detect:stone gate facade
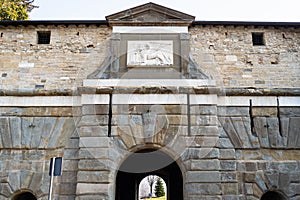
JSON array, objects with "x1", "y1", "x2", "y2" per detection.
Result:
[{"x1": 0, "y1": 2, "x2": 299, "y2": 200}]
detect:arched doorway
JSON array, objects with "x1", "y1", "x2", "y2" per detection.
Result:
[
  {"x1": 115, "y1": 149, "x2": 183, "y2": 200},
  {"x1": 12, "y1": 191, "x2": 37, "y2": 200},
  {"x1": 261, "y1": 191, "x2": 288, "y2": 200},
  {"x1": 139, "y1": 175, "x2": 167, "y2": 199}
]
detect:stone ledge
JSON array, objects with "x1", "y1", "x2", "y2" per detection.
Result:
[{"x1": 0, "y1": 87, "x2": 300, "y2": 96}]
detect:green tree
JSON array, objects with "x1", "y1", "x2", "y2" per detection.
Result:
[
  {"x1": 154, "y1": 178, "x2": 165, "y2": 197},
  {"x1": 0, "y1": 0, "x2": 38, "y2": 20}
]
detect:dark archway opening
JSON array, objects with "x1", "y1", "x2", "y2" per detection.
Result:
[
  {"x1": 115, "y1": 149, "x2": 183, "y2": 200},
  {"x1": 13, "y1": 192, "x2": 37, "y2": 200},
  {"x1": 261, "y1": 191, "x2": 288, "y2": 200}
]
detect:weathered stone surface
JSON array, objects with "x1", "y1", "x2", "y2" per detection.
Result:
[
  {"x1": 190, "y1": 106, "x2": 217, "y2": 115},
  {"x1": 10, "y1": 117, "x2": 21, "y2": 148},
  {"x1": 184, "y1": 148, "x2": 219, "y2": 160},
  {"x1": 218, "y1": 138, "x2": 234, "y2": 149},
  {"x1": 0, "y1": 118, "x2": 12, "y2": 148},
  {"x1": 75, "y1": 194, "x2": 109, "y2": 200},
  {"x1": 82, "y1": 105, "x2": 109, "y2": 115},
  {"x1": 221, "y1": 172, "x2": 237, "y2": 182},
  {"x1": 220, "y1": 160, "x2": 236, "y2": 171},
  {"x1": 76, "y1": 183, "x2": 109, "y2": 194},
  {"x1": 219, "y1": 117, "x2": 242, "y2": 148},
  {"x1": 222, "y1": 183, "x2": 238, "y2": 195},
  {"x1": 253, "y1": 117, "x2": 269, "y2": 148},
  {"x1": 252, "y1": 107, "x2": 277, "y2": 117},
  {"x1": 79, "y1": 137, "x2": 110, "y2": 148},
  {"x1": 191, "y1": 160, "x2": 220, "y2": 170},
  {"x1": 288, "y1": 117, "x2": 300, "y2": 148},
  {"x1": 59, "y1": 183, "x2": 77, "y2": 195},
  {"x1": 78, "y1": 160, "x2": 113, "y2": 171},
  {"x1": 186, "y1": 171, "x2": 220, "y2": 183},
  {"x1": 79, "y1": 126, "x2": 109, "y2": 137},
  {"x1": 79, "y1": 115, "x2": 108, "y2": 126},
  {"x1": 219, "y1": 149, "x2": 236, "y2": 159},
  {"x1": 77, "y1": 171, "x2": 111, "y2": 183},
  {"x1": 218, "y1": 107, "x2": 249, "y2": 117},
  {"x1": 191, "y1": 115, "x2": 218, "y2": 126},
  {"x1": 78, "y1": 148, "x2": 108, "y2": 159},
  {"x1": 185, "y1": 183, "x2": 221, "y2": 195},
  {"x1": 190, "y1": 126, "x2": 218, "y2": 136}
]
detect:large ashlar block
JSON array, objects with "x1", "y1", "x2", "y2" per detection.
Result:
[
  {"x1": 190, "y1": 160, "x2": 220, "y2": 170},
  {"x1": 186, "y1": 171, "x2": 221, "y2": 183},
  {"x1": 76, "y1": 183, "x2": 109, "y2": 194},
  {"x1": 185, "y1": 183, "x2": 222, "y2": 195},
  {"x1": 79, "y1": 137, "x2": 110, "y2": 148}
]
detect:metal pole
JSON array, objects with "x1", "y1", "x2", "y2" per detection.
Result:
[{"x1": 48, "y1": 158, "x2": 55, "y2": 200}]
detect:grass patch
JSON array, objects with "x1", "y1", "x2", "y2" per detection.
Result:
[{"x1": 143, "y1": 197, "x2": 166, "y2": 200}]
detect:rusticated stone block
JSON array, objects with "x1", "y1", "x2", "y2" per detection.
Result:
[
  {"x1": 186, "y1": 171, "x2": 220, "y2": 183},
  {"x1": 288, "y1": 117, "x2": 300, "y2": 148},
  {"x1": 78, "y1": 160, "x2": 114, "y2": 171},
  {"x1": 252, "y1": 107, "x2": 277, "y2": 117},
  {"x1": 58, "y1": 183, "x2": 77, "y2": 195},
  {"x1": 77, "y1": 171, "x2": 111, "y2": 183},
  {"x1": 79, "y1": 137, "x2": 110, "y2": 148},
  {"x1": 218, "y1": 107, "x2": 249, "y2": 117},
  {"x1": 185, "y1": 148, "x2": 219, "y2": 160},
  {"x1": 79, "y1": 115, "x2": 108, "y2": 126},
  {"x1": 191, "y1": 115, "x2": 218, "y2": 126},
  {"x1": 0, "y1": 118, "x2": 12, "y2": 148},
  {"x1": 75, "y1": 194, "x2": 109, "y2": 200},
  {"x1": 222, "y1": 183, "x2": 238, "y2": 195},
  {"x1": 78, "y1": 148, "x2": 108, "y2": 159},
  {"x1": 190, "y1": 126, "x2": 218, "y2": 136},
  {"x1": 76, "y1": 183, "x2": 109, "y2": 194},
  {"x1": 0, "y1": 183, "x2": 12, "y2": 197},
  {"x1": 220, "y1": 160, "x2": 236, "y2": 171},
  {"x1": 61, "y1": 172, "x2": 77, "y2": 183},
  {"x1": 219, "y1": 149, "x2": 236, "y2": 159},
  {"x1": 221, "y1": 172, "x2": 237, "y2": 182},
  {"x1": 191, "y1": 160, "x2": 220, "y2": 170},
  {"x1": 193, "y1": 136, "x2": 218, "y2": 147},
  {"x1": 82, "y1": 105, "x2": 109, "y2": 115},
  {"x1": 185, "y1": 183, "x2": 222, "y2": 195},
  {"x1": 190, "y1": 106, "x2": 217, "y2": 115},
  {"x1": 79, "y1": 126, "x2": 108, "y2": 137}
]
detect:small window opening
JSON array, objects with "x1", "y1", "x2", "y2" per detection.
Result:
[
  {"x1": 13, "y1": 191, "x2": 37, "y2": 200},
  {"x1": 37, "y1": 31, "x2": 51, "y2": 44},
  {"x1": 252, "y1": 32, "x2": 265, "y2": 46},
  {"x1": 0, "y1": 33, "x2": 3, "y2": 37}
]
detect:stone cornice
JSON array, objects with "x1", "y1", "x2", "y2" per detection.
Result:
[{"x1": 0, "y1": 88, "x2": 300, "y2": 96}]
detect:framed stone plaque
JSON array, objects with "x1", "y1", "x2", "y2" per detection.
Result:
[{"x1": 127, "y1": 40, "x2": 173, "y2": 67}]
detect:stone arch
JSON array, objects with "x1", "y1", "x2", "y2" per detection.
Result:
[
  {"x1": 12, "y1": 190, "x2": 37, "y2": 200},
  {"x1": 115, "y1": 148, "x2": 184, "y2": 200},
  {"x1": 261, "y1": 190, "x2": 288, "y2": 200}
]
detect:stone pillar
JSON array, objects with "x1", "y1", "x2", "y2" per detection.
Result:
[
  {"x1": 180, "y1": 33, "x2": 190, "y2": 78},
  {"x1": 76, "y1": 97, "x2": 114, "y2": 200}
]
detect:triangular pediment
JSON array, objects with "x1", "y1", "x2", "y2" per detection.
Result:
[{"x1": 106, "y1": 2, "x2": 195, "y2": 26}]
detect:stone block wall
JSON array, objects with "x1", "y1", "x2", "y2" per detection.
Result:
[
  {"x1": 190, "y1": 25, "x2": 300, "y2": 87},
  {"x1": 0, "y1": 24, "x2": 299, "y2": 89},
  {"x1": 0, "y1": 25, "x2": 110, "y2": 90},
  {"x1": 0, "y1": 105, "x2": 78, "y2": 199}
]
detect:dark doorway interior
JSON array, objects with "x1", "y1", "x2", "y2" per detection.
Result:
[
  {"x1": 261, "y1": 191, "x2": 287, "y2": 200},
  {"x1": 115, "y1": 149, "x2": 183, "y2": 200},
  {"x1": 13, "y1": 192, "x2": 37, "y2": 200}
]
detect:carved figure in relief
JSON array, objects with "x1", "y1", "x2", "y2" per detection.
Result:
[{"x1": 127, "y1": 41, "x2": 173, "y2": 66}]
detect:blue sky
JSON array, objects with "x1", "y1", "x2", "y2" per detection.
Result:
[{"x1": 29, "y1": 0, "x2": 300, "y2": 22}]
